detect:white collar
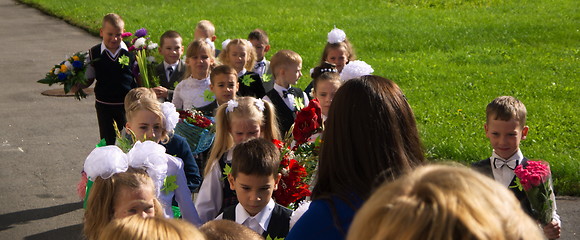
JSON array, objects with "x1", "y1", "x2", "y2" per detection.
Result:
[
  {"x1": 238, "y1": 68, "x2": 247, "y2": 77},
  {"x1": 163, "y1": 60, "x2": 179, "y2": 70},
  {"x1": 273, "y1": 83, "x2": 292, "y2": 97},
  {"x1": 226, "y1": 148, "x2": 234, "y2": 163},
  {"x1": 234, "y1": 198, "x2": 275, "y2": 233},
  {"x1": 99, "y1": 41, "x2": 128, "y2": 56},
  {"x1": 490, "y1": 149, "x2": 523, "y2": 163}
]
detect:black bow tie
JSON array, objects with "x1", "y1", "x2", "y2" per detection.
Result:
[
  {"x1": 282, "y1": 88, "x2": 295, "y2": 98},
  {"x1": 254, "y1": 61, "x2": 265, "y2": 69}
]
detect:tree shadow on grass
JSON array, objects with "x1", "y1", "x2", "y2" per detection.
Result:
[{"x1": 0, "y1": 201, "x2": 82, "y2": 231}]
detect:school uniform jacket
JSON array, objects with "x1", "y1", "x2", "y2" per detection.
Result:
[
  {"x1": 471, "y1": 157, "x2": 533, "y2": 216},
  {"x1": 155, "y1": 61, "x2": 186, "y2": 102},
  {"x1": 238, "y1": 71, "x2": 266, "y2": 98},
  {"x1": 265, "y1": 87, "x2": 304, "y2": 137},
  {"x1": 90, "y1": 44, "x2": 136, "y2": 103},
  {"x1": 222, "y1": 203, "x2": 292, "y2": 239}
]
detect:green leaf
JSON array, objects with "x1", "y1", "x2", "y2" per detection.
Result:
[
  {"x1": 173, "y1": 81, "x2": 179, "y2": 89},
  {"x1": 118, "y1": 55, "x2": 130, "y2": 67},
  {"x1": 95, "y1": 138, "x2": 107, "y2": 148},
  {"x1": 222, "y1": 164, "x2": 232, "y2": 180},
  {"x1": 262, "y1": 74, "x2": 272, "y2": 83},
  {"x1": 241, "y1": 74, "x2": 255, "y2": 87},
  {"x1": 203, "y1": 89, "x2": 215, "y2": 102},
  {"x1": 295, "y1": 97, "x2": 304, "y2": 110},
  {"x1": 161, "y1": 175, "x2": 179, "y2": 194}
]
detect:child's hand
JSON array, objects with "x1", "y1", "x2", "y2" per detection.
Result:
[
  {"x1": 153, "y1": 86, "x2": 168, "y2": 98},
  {"x1": 543, "y1": 220, "x2": 561, "y2": 239}
]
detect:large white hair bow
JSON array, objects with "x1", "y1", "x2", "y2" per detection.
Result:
[
  {"x1": 340, "y1": 60, "x2": 374, "y2": 82},
  {"x1": 327, "y1": 27, "x2": 347, "y2": 44},
  {"x1": 160, "y1": 102, "x2": 179, "y2": 131},
  {"x1": 84, "y1": 145, "x2": 128, "y2": 181}
]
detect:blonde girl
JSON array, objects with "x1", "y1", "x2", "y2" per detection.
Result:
[
  {"x1": 195, "y1": 96, "x2": 279, "y2": 223},
  {"x1": 125, "y1": 90, "x2": 202, "y2": 193},
  {"x1": 124, "y1": 97, "x2": 201, "y2": 225},
  {"x1": 99, "y1": 215, "x2": 205, "y2": 240},
  {"x1": 173, "y1": 39, "x2": 216, "y2": 110},
  {"x1": 347, "y1": 165, "x2": 544, "y2": 240},
  {"x1": 83, "y1": 146, "x2": 164, "y2": 240},
  {"x1": 218, "y1": 39, "x2": 266, "y2": 98}
]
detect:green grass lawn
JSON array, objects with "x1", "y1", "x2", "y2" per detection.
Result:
[{"x1": 21, "y1": 0, "x2": 579, "y2": 195}]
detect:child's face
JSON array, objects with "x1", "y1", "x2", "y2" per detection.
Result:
[
  {"x1": 326, "y1": 47, "x2": 348, "y2": 72},
  {"x1": 159, "y1": 37, "x2": 184, "y2": 64},
  {"x1": 313, "y1": 80, "x2": 341, "y2": 116},
  {"x1": 230, "y1": 119, "x2": 261, "y2": 145},
  {"x1": 210, "y1": 73, "x2": 238, "y2": 105},
  {"x1": 228, "y1": 172, "x2": 280, "y2": 216},
  {"x1": 228, "y1": 45, "x2": 248, "y2": 73},
  {"x1": 113, "y1": 184, "x2": 156, "y2": 219},
  {"x1": 186, "y1": 50, "x2": 213, "y2": 78},
  {"x1": 126, "y1": 110, "x2": 163, "y2": 142},
  {"x1": 485, "y1": 118, "x2": 528, "y2": 159},
  {"x1": 249, "y1": 39, "x2": 269, "y2": 61},
  {"x1": 100, "y1": 22, "x2": 124, "y2": 52},
  {"x1": 277, "y1": 62, "x2": 303, "y2": 87}
]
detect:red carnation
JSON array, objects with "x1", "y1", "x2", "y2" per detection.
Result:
[{"x1": 293, "y1": 99, "x2": 323, "y2": 145}]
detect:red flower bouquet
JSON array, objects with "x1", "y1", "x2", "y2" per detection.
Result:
[
  {"x1": 513, "y1": 160, "x2": 554, "y2": 225},
  {"x1": 292, "y1": 99, "x2": 323, "y2": 145},
  {"x1": 174, "y1": 110, "x2": 215, "y2": 155},
  {"x1": 272, "y1": 139, "x2": 311, "y2": 208}
]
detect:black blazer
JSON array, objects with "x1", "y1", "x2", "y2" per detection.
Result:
[
  {"x1": 471, "y1": 157, "x2": 533, "y2": 216},
  {"x1": 238, "y1": 71, "x2": 266, "y2": 98},
  {"x1": 155, "y1": 61, "x2": 186, "y2": 101}
]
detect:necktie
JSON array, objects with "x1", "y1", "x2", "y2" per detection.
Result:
[
  {"x1": 167, "y1": 66, "x2": 174, "y2": 78},
  {"x1": 494, "y1": 157, "x2": 518, "y2": 170}
]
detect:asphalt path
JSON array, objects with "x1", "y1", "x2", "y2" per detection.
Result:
[{"x1": 0, "y1": 0, "x2": 577, "y2": 239}]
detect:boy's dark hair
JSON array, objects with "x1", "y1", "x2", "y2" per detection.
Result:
[
  {"x1": 102, "y1": 13, "x2": 124, "y2": 29},
  {"x1": 232, "y1": 138, "x2": 280, "y2": 178},
  {"x1": 486, "y1": 96, "x2": 527, "y2": 128},
  {"x1": 248, "y1": 28, "x2": 269, "y2": 45},
  {"x1": 210, "y1": 65, "x2": 238, "y2": 84},
  {"x1": 159, "y1": 30, "x2": 182, "y2": 47}
]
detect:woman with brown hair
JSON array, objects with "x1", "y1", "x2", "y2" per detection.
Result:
[{"x1": 287, "y1": 75, "x2": 425, "y2": 239}]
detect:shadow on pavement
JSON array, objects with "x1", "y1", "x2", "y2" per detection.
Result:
[
  {"x1": 24, "y1": 223, "x2": 83, "y2": 240},
  {"x1": 0, "y1": 201, "x2": 82, "y2": 231}
]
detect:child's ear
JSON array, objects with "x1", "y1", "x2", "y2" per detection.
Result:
[
  {"x1": 273, "y1": 173, "x2": 282, "y2": 190},
  {"x1": 521, "y1": 126, "x2": 529, "y2": 140},
  {"x1": 99, "y1": 28, "x2": 104, "y2": 38},
  {"x1": 211, "y1": 35, "x2": 217, "y2": 42},
  {"x1": 264, "y1": 45, "x2": 271, "y2": 53},
  {"x1": 227, "y1": 174, "x2": 236, "y2": 190}
]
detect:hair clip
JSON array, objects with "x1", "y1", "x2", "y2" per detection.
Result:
[
  {"x1": 221, "y1": 39, "x2": 231, "y2": 50},
  {"x1": 226, "y1": 99, "x2": 238, "y2": 113},
  {"x1": 84, "y1": 145, "x2": 129, "y2": 181},
  {"x1": 204, "y1": 38, "x2": 215, "y2": 50},
  {"x1": 320, "y1": 68, "x2": 337, "y2": 73},
  {"x1": 340, "y1": 60, "x2": 374, "y2": 82},
  {"x1": 160, "y1": 102, "x2": 179, "y2": 131},
  {"x1": 327, "y1": 27, "x2": 346, "y2": 44},
  {"x1": 254, "y1": 98, "x2": 265, "y2": 111}
]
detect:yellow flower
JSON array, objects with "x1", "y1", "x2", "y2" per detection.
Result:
[
  {"x1": 72, "y1": 56, "x2": 80, "y2": 61},
  {"x1": 60, "y1": 64, "x2": 68, "y2": 73}
]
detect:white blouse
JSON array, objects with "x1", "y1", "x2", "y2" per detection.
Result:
[{"x1": 172, "y1": 76, "x2": 213, "y2": 110}]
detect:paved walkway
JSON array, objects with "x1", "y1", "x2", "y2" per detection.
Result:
[{"x1": 0, "y1": 0, "x2": 577, "y2": 239}]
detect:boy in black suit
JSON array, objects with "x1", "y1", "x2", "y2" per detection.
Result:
[
  {"x1": 472, "y1": 96, "x2": 561, "y2": 239},
  {"x1": 154, "y1": 30, "x2": 186, "y2": 102},
  {"x1": 263, "y1": 50, "x2": 309, "y2": 137}
]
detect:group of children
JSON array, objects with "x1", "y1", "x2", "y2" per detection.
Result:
[{"x1": 76, "y1": 13, "x2": 561, "y2": 240}]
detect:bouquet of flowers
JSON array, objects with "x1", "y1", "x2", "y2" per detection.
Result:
[
  {"x1": 122, "y1": 28, "x2": 160, "y2": 88},
  {"x1": 174, "y1": 110, "x2": 215, "y2": 155},
  {"x1": 513, "y1": 160, "x2": 554, "y2": 225},
  {"x1": 272, "y1": 139, "x2": 311, "y2": 208},
  {"x1": 38, "y1": 51, "x2": 90, "y2": 100}
]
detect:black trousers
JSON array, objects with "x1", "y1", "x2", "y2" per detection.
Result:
[{"x1": 95, "y1": 102, "x2": 126, "y2": 145}]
